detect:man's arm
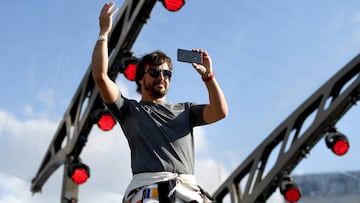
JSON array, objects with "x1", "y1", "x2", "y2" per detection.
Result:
[
  {"x1": 192, "y1": 49, "x2": 228, "y2": 124},
  {"x1": 92, "y1": 2, "x2": 119, "y2": 104},
  {"x1": 202, "y1": 76, "x2": 228, "y2": 124}
]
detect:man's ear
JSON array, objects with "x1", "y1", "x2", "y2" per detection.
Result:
[{"x1": 139, "y1": 77, "x2": 144, "y2": 88}]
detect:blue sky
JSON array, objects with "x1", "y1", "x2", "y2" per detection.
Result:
[{"x1": 1, "y1": 0, "x2": 360, "y2": 202}]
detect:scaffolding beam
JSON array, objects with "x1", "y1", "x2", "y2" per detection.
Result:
[{"x1": 213, "y1": 53, "x2": 360, "y2": 203}]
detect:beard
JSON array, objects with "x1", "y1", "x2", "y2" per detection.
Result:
[{"x1": 144, "y1": 79, "x2": 169, "y2": 98}]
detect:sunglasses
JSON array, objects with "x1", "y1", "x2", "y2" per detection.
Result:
[{"x1": 145, "y1": 68, "x2": 172, "y2": 79}]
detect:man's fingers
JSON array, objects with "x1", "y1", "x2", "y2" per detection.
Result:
[
  {"x1": 107, "y1": 2, "x2": 117, "y2": 15},
  {"x1": 100, "y1": 2, "x2": 110, "y2": 15},
  {"x1": 109, "y1": 7, "x2": 119, "y2": 17},
  {"x1": 100, "y1": 2, "x2": 118, "y2": 17}
]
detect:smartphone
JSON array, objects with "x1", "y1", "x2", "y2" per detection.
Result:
[{"x1": 177, "y1": 49, "x2": 203, "y2": 64}]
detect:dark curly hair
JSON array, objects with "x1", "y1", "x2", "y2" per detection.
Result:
[{"x1": 135, "y1": 50, "x2": 173, "y2": 93}]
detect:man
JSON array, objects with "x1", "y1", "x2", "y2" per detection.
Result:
[{"x1": 92, "y1": 2, "x2": 228, "y2": 203}]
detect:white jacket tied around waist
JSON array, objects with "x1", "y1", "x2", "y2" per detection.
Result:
[{"x1": 124, "y1": 172, "x2": 200, "y2": 199}]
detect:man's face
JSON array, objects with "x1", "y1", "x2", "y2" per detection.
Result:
[{"x1": 141, "y1": 63, "x2": 172, "y2": 98}]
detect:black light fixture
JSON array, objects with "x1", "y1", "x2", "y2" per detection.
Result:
[
  {"x1": 115, "y1": 51, "x2": 139, "y2": 81},
  {"x1": 67, "y1": 158, "x2": 90, "y2": 185},
  {"x1": 279, "y1": 175, "x2": 301, "y2": 203}
]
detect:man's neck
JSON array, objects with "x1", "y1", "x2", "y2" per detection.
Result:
[{"x1": 141, "y1": 95, "x2": 167, "y2": 103}]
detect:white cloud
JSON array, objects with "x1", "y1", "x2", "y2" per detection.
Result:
[
  {"x1": 116, "y1": 77, "x2": 140, "y2": 101},
  {"x1": 76, "y1": 187, "x2": 123, "y2": 203},
  {"x1": 267, "y1": 189, "x2": 285, "y2": 203},
  {"x1": 80, "y1": 125, "x2": 132, "y2": 194},
  {"x1": 4, "y1": 117, "x2": 56, "y2": 143},
  {"x1": 194, "y1": 127, "x2": 208, "y2": 154},
  {"x1": 195, "y1": 158, "x2": 229, "y2": 194},
  {"x1": 0, "y1": 109, "x2": 57, "y2": 161},
  {"x1": 0, "y1": 110, "x2": 10, "y2": 135},
  {"x1": 0, "y1": 171, "x2": 123, "y2": 203},
  {"x1": 22, "y1": 105, "x2": 35, "y2": 117},
  {"x1": 0, "y1": 173, "x2": 31, "y2": 203},
  {"x1": 0, "y1": 107, "x2": 130, "y2": 202}
]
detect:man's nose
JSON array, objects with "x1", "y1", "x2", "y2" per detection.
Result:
[{"x1": 158, "y1": 71, "x2": 165, "y2": 79}]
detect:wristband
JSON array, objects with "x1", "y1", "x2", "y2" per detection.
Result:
[
  {"x1": 97, "y1": 35, "x2": 107, "y2": 41},
  {"x1": 202, "y1": 72, "x2": 214, "y2": 82}
]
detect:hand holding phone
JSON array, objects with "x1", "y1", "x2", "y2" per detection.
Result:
[{"x1": 177, "y1": 49, "x2": 203, "y2": 64}]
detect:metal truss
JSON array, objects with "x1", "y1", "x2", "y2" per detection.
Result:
[
  {"x1": 212, "y1": 54, "x2": 360, "y2": 203},
  {"x1": 30, "y1": 0, "x2": 157, "y2": 202}
]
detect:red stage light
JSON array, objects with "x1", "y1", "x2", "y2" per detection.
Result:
[
  {"x1": 97, "y1": 113, "x2": 116, "y2": 131},
  {"x1": 161, "y1": 0, "x2": 185, "y2": 12},
  {"x1": 71, "y1": 168, "x2": 89, "y2": 184},
  {"x1": 280, "y1": 175, "x2": 301, "y2": 203},
  {"x1": 284, "y1": 186, "x2": 301, "y2": 203},
  {"x1": 325, "y1": 130, "x2": 349, "y2": 156},
  {"x1": 331, "y1": 138, "x2": 349, "y2": 156},
  {"x1": 67, "y1": 161, "x2": 90, "y2": 185},
  {"x1": 124, "y1": 63, "x2": 137, "y2": 81},
  {"x1": 117, "y1": 53, "x2": 139, "y2": 81}
]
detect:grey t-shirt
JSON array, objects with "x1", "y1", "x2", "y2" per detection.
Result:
[{"x1": 106, "y1": 94, "x2": 207, "y2": 175}]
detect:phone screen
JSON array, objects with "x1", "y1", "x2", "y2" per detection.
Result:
[{"x1": 177, "y1": 49, "x2": 203, "y2": 64}]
